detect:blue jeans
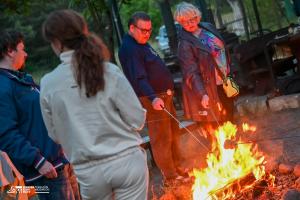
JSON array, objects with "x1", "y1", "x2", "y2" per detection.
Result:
[{"x1": 31, "y1": 164, "x2": 81, "y2": 200}]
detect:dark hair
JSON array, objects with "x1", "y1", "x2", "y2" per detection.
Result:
[
  {"x1": 42, "y1": 9, "x2": 110, "y2": 98},
  {"x1": 128, "y1": 11, "x2": 151, "y2": 28},
  {"x1": 0, "y1": 30, "x2": 24, "y2": 60}
]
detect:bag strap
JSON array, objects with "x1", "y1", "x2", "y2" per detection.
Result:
[
  {"x1": 1, "y1": 152, "x2": 29, "y2": 200},
  {"x1": 1, "y1": 152, "x2": 24, "y2": 181},
  {"x1": 214, "y1": 62, "x2": 226, "y2": 80},
  {"x1": 199, "y1": 22, "x2": 223, "y2": 41}
]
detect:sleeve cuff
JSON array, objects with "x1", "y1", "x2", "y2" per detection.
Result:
[
  {"x1": 33, "y1": 153, "x2": 46, "y2": 170},
  {"x1": 148, "y1": 94, "x2": 157, "y2": 102}
]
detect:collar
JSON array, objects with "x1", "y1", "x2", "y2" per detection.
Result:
[
  {"x1": 59, "y1": 50, "x2": 75, "y2": 64},
  {"x1": 178, "y1": 27, "x2": 210, "y2": 53},
  {"x1": 125, "y1": 33, "x2": 136, "y2": 43},
  {"x1": 125, "y1": 33, "x2": 149, "y2": 47},
  {"x1": 0, "y1": 68, "x2": 37, "y2": 87},
  {"x1": 0, "y1": 68, "x2": 26, "y2": 78}
]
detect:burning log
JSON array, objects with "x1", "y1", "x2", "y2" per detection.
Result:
[
  {"x1": 207, "y1": 172, "x2": 272, "y2": 200},
  {"x1": 209, "y1": 172, "x2": 257, "y2": 199},
  {"x1": 223, "y1": 139, "x2": 237, "y2": 149},
  {"x1": 191, "y1": 122, "x2": 267, "y2": 200}
]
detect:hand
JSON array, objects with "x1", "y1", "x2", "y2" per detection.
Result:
[
  {"x1": 38, "y1": 160, "x2": 57, "y2": 179},
  {"x1": 152, "y1": 98, "x2": 164, "y2": 110},
  {"x1": 201, "y1": 94, "x2": 209, "y2": 109}
]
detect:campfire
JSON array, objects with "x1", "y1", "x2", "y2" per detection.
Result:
[
  {"x1": 155, "y1": 121, "x2": 300, "y2": 200},
  {"x1": 191, "y1": 122, "x2": 273, "y2": 200}
]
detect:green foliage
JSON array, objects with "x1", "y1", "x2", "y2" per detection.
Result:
[
  {"x1": 243, "y1": 0, "x2": 297, "y2": 33},
  {"x1": 1, "y1": 0, "x2": 299, "y2": 80},
  {"x1": 199, "y1": 0, "x2": 298, "y2": 37},
  {"x1": 0, "y1": 0, "x2": 32, "y2": 14},
  {"x1": 0, "y1": 0, "x2": 87, "y2": 80},
  {"x1": 119, "y1": 0, "x2": 162, "y2": 36}
]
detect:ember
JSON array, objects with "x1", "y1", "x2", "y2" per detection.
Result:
[{"x1": 242, "y1": 123, "x2": 256, "y2": 132}]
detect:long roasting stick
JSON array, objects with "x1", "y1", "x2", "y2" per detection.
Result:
[
  {"x1": 161, "y1": 106, "x2": 210, "y2": 152},
  {"x1": 224, "y1": 134, "x2": 300, "y2": 149}
]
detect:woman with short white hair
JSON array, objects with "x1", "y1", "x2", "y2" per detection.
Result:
[
  {"x1": 174, "y1": 2, "x2": 234, "y2": 131},
  {"x1": 174, "y1": 1, "x2": 201, "y2": 27}
]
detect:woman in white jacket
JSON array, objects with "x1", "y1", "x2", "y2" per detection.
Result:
[{"x1": 40, "y1": 9, "x2": 148, "y2": 200}]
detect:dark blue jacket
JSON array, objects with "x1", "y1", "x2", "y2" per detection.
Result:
[
  {"x1": 0, "y1": 68, "x2": 68, "y2": 183},
  {"x1": 118, "y1": 34, "x2": 174, "y2": 101}
]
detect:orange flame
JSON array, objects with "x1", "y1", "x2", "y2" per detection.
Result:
[
  {"x1": 242, "y1": 123, "x2": 256, "y2": 132},
  {"x1": 191, "y1": 122, "x2": 265, "y2": 200}
]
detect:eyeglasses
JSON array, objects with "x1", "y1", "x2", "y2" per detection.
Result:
[
  {"x1": 134, "y1": 25, "x2": 152, "y2": 34},
  {"x1": 181, "y1": 16, "x2": 199, "y2": 26}
]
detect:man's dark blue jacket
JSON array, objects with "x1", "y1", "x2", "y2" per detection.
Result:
[
  {"x1": 118, "y1": 34, "x2": 174, "y2": 101},
  {"x1": 0, "y1": 68, "x2": 68, "y2": 183}
]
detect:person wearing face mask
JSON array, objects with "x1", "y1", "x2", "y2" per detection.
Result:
[
  {"x1": 118, "y1": 11, "x2": 188, "y2": 184},
  {"x1": 0, "y1": 30, "x2": 81, "y2": 200}
]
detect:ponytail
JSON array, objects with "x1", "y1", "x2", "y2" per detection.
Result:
[
  {"x1": 42, "y1": 9, "x2": 110, "y2": 98},
  {"x1": 74, "y1": 33, "x2": 110, "y2": 97}
]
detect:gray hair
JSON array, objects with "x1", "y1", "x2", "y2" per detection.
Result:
[{"x1": 174, "y1": 2, "x2": 202, "y2": 22}]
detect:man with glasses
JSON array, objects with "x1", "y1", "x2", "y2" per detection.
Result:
[{"x1": 118, "y1": 12, "x2": 188, "y2": 184}]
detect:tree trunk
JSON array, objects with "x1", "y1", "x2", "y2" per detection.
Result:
[
  {"x1": 84, "y1": 0, "x2": 116, "y2": 63},
  {"x1": 251, "y1": 0, "x2": 263, "y2": 37},
  {"x1": 215, "y1": 0, "x2": 224, "y2": 28},
  {"x1": 107, "y1": 0, "x2": 124, "y2": 47},
  {"x1": 238, "y1": 0, "x2": 250, "y2": 40},
  {"x1": 157, "y1": 0, "x2": 178, "y2": 55},
  {"x1": 194, "y1": 0, "x2": 209, "y2": 22},
  {"x1": 227, "y1": 0, "x2": 245, "y2": 36}
]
